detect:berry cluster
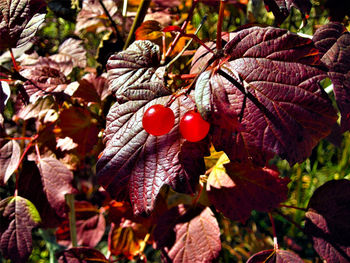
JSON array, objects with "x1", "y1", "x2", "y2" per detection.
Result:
[{"x1": 142, "y1": 104, "x2": 210, "y2": 142}]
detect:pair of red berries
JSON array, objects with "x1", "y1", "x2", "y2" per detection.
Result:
[{"x1": 142, "y1": 104, "x2": 210, "y2": 142}]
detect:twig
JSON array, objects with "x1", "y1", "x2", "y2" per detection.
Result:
[
  {"x1": 123, "y1": 0, "x2": 151, "y2": 50},
  {"x1": 216, "y1": 0, "x2": 227, "y2": 51},
  {"x1": 165, "y1": 0, "x2": 199, "y2": 58}
]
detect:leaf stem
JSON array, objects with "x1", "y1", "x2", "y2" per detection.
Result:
[
  {"x1": 165, "y1": 0, "x2": 199, "y2": 58},
  {"x1": 10, "y1": 49, "x2": 20, "y2": 72},
  {"x1": 165, "y1": 15, "x2": 207, "y2": 67},
  {"x1": 216, "y1": 0, "x2": 227, "y2": 51},
  {"x1": 66, "y1": 194, "x2": 78, "y2": 248},
  {"x1": 269, "y1": 212, "x2": 278, "y2": 250},
  {"x1": 98, "y1": 0, "x2": 123, "y2": 41},
  {"x1": 279, "y1": 204, "x2": 307, "y2": 211},
  {"x1": 274, "y1": 209, "x2": 305, "y2": 234},
  {"x1": 123, "y1": 0, "x2": 151, "y2": 50}
]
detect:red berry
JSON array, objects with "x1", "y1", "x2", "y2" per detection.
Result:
[
  {"x1": 180, "y1": 110, "x2": 210, "y2": 142},
  {"x1": 142, "y1": 104, "x2": 175, "y2": 136}
]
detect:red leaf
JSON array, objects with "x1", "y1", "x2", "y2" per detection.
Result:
[
  {"x1": 97, "y1": 41, "x2": 209, "y2": 215},
  {"x1": 206, "y1": 154, "x2": 289, "y2": 223},
  {"x1": 37, "y1": 157, "x2": 77, "y2": 218},
  {"x1": 0, "y1": 196, "x2": 41, "y2": 263},
  {"x1": 305, "y1": 179, "x2": 350, "y2": 262},
  {"x1": 155, "y1": 206, "x2": 221, "y2": 263},
  {"x1": 195, "y1": 27, "x2": 337, "y2": 165},
  {"x1": 0, "y1": 140, "x2": 20, "y2": 186},
  {"x1": 73, "y1": 73, "x2": 109, "y2": 103},
  {"x1": 19, "y1": 57, "x2": 68, "y2": 103},
  {"x1": 57, "y1": 106, "x2": 100, "y2": 156},
  {"x1": 0, "y1": 0, "x2": 47, "y2": 50},
  {"x1": 247, "y1": 249, "x2": 304, "y2": 262},
  {"x1": 57, "y1": 247, "x2": 108, "y2": 263},
  {"x1": 313, "y1": 23, "x2": 350, "y2": 132}
]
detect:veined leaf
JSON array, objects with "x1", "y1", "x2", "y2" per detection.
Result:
[
  {"x1": 0, "y1": 196, "x2": 41, "y2": 263},
  {"x1": 0, "y1": 0, "x2": 47, "y2": 50},
  {"x1": 0, "y1": 140, "x2": 20, "y2": 186}
]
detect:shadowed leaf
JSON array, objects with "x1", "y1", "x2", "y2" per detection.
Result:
[
  {"x1": 73, "y1": 73, "x2": 109, "y2": 103},
  {"x1": 207, "y1": 153, "x2": 289, "y2": 222},
  {"x1": 263, "y1": 0, "x2": 311, "y2": 25},
  {"x1": 0, "y1": 0, "x2": 47, "y2": 50},
  {"x1": 18, "y1": 161, "x2": 64, "y2": 228},
  {"x1": 57, "y1": 106, "x2": 100, "y2": 155},
  {"x1": 247, "y1": 249, "x2": 304, "y2": 262},
  {"x1": 57, "y1": 247, "x2": 108, "y2": 263},
  {"x1": 305, "y1": 179, "x2": 350, "y2": 262},
  {"x1": 37, "y1": 157, "x2": 77, "y2": 218},
  {"x1": 0, "y1": 196, "x2": 41, "y2": 263},
  {"x1": 0, "y1": 140, "x2": 20, "y2": 186},
  {"x1": 313, "y1": 23, "x2": 350, "y2": 131}
]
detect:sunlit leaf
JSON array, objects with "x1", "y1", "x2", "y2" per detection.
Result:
[
  {"x1": 0, "y1": 196, "x2": 41, "y2": 263},
  {"x1": 195, "y1": 26, "x2": 337, "y2": 165},
  {"x1": 0, "y1": 140, "x2": 20, "y2": 186},
  {"x1": 0, "y1": 0, "x2": 47, "y2": 50},
  {"x1": 154, "y1": 206, "x2": 221, "y2": 263}
]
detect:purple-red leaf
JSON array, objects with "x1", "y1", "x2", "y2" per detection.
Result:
[
  {"x1": 37, "y1": 157, "x2": 77, "y2": 218},
  {"x1": 97, "y1": 40, "x2": 208, "y2": 215},
  {"x1": 0, "y1": 140, "x2": 20, "y2": 185},
  {"x1": 0, "y1": 196, "x2": 41, "y2": 263},
  {"x1": 313, "y1": 23, "x2": 350, "y2": 132},
  {"x1": 155, "y1": 206, "x2": 221, "y2": 263},
  {"x1": 0, "y1": 0, "x2": 47, "y2": 50},
  {"x1": 263, "y1": 0, "x2": 311, "y2": 25},
  {"x1": 206, "y1": 153, "x2": 289, "y2": 222},
  {"x1": 57, "y1": 38, "x2": 87, "y2": 68},
  {"x1": 305, "y1": 179, "x2": 350, "y2": 263},
  {"x1": 57, "y1": 247, "x2": 108, "y2": 263},
  {"x1": 106, "y1": 40, "x2": 164, "y2": 98},
  {"x1": 195, "y1": 27, "x2": 337, "y2": 165},
  {"x1": 247, "y1": 249, "x2": 304, "y2": 263},
  {"x1": 19, "y1": 57, "x2": 68, "y2": 103},
  {"x1": 97, "y1": 82, "x2": 208, "y2": 215},
  {"x1": 73, "y1": 73, "x2": 109, "y2": 103}
]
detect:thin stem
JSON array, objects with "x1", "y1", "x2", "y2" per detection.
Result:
[
  {"x1": 279, "y1": 204, "x2": 307, "y2": 211},
  {"x1": 216, "y1": 0, "x2": 227, "y2": 51},
  {"x1": 122, "y1": 0, "x2": 128, "y2": 16},
  {"x1": 98, "y1": 0, "x2": 123, "y2": 41},
  {"x1": 269, "y1": 213, "x2": 278, "y2": 250},
  {"x1": 165, "y1": 15, "x2": 207, "y2": 67},
  {"x1": 66, "y1": 194, "x2": 78, "y2": 247},
  {"x1": 123, "y1": 0, "x2": 151, "y2": 50},
  {"x1": 274, "y1": 209, "x2": 305, "y2": 234},
  {"x1": 165, "y1": 0, "x2": 199, "y2": 58},
  {"x1": 10, "y1": 49, "x2": 20, "y2": 72}
]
